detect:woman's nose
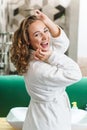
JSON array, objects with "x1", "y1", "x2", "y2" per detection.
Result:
[{"x1": 42, "y1": 33, "x2": 47, "y2": 40}]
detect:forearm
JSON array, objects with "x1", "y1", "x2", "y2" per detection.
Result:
[{"x1": 43, "y1": 16, "x2": 61, "y2": 37}]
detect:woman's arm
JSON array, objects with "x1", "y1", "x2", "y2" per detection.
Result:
[
  {"x1": 34, "y1": 10, "x2": 69, "y2": 62},
  {"x1": 35, "y1": 9, "x2": 61, "y2": 38},
  {"x1": 35, "y1": 53, "x2": 82, "y2": 87}
]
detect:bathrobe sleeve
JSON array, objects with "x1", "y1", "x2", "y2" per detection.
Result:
[
  {"x1": 51, "y1": 27, "x2": 69, "y2": 54},
  {"x1": 46, "y1": 53, "x2": 82, "y2": 86}
]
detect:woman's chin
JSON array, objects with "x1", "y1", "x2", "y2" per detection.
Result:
[
  {"x1": 42, "y1": 48, "x2": 49, "y2": 52},
  {"x1": 42, "y1": 46, "x2": 50, "y2": 52}
]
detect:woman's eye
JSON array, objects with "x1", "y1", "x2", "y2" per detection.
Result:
[
  {"x1": 34, "y1": 34, "x2": 38, "y2": 37},
  {"x1": 34, "y1": 33, "x2": 40, "y2": 37},
  {"x1": 44, "y1": 28, "x2": 49, "y2": 33}
]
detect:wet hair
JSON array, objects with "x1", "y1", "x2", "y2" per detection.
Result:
[{"x1": 10, "y1": 15, "x2": 38, "y2": 75}]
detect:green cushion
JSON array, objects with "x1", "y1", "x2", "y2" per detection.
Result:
[
  {"x1": 0, "y1": 75, "x2": 30, "y2": 117},
  {"x1": 66, "y1": 77, "x2": 87, "y2": 109}
]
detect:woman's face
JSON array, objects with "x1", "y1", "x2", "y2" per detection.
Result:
[{"x1": 28, "y1": 20, "x2": 50, "y2": 52}]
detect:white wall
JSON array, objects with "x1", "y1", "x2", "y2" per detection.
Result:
[
  {"x1": 78, "y1": 0, "x2": 87, "y2": 57},
  {"x1": 65, "y1": 0, "x2": 79, "y2": 61}
]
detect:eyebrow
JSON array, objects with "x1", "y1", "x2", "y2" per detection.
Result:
[{"x1": 33, "y1": 27, "x2": 48, "y2": 35}]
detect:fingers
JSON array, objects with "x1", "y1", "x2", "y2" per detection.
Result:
[
  {"x1": 33, "y1": 49, "x2": 52, "y2": 62},
  {"x1": 34, "y1": 49, "x2": 44, "y2": 60},
  {"x1": 34, "y1": 9, "x2": 41, "y2": 17},
  {"x1": 35, "y1": 9, "x2": 40, "y2": 14}
]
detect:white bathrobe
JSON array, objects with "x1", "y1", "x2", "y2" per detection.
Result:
[{"x1": 23, "y1": 28, "x2": 82, "y2": 130}]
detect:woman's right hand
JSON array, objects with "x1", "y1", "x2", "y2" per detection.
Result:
[{"x1": 33, "y1": 47, "x2": 52, "y2": 62}]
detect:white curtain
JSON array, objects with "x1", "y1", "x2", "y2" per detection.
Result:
[{"x1": 0, "y1": 0, "x2": 8, "y2": 32}]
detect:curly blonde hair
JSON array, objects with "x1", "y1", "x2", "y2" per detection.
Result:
[{"x1": 10, "y1": 15, "x2": 38, "y2": 75}]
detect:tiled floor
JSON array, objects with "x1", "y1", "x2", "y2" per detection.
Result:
[{"x1": 78, "y1": 57, "x2": 87, "y2": 77}]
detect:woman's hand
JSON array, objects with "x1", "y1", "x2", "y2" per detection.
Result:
[
  {"x1": 33, "y1": 48, "x2": 52, "y2": 62},
  {"x1": 35, "y1": 9, "x2": 48, "y2": 23}
]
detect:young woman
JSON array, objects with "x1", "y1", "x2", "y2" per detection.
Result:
[{"x1": 10, "y1": 10, "x2": 82, "y2": 130}]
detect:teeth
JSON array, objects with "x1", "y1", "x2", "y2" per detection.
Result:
[
  {"x1": 41, "y1": 43, "x2": 48, "y2": 45},
  {"x1": 41, "y1": 43, "x2": 48, "y2": 48}
]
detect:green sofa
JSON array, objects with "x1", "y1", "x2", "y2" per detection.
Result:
[
  {"x1": 66, "y1": 77, "x2": 87, "y2": 109},
  {"x1": 0, "y1": 75, "x2": 30, "y2": 117},
  {"x1": 0, "y1": 75, "x2": 87, "y2": 117}
]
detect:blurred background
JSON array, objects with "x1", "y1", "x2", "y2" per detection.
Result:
[{"x1": 0, "y1": 0, "x2": 87, "y2": 76}]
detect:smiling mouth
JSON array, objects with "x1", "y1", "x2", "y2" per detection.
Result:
[{"x1": 40, "y1": 43, "x2": 48, "y2": 48}]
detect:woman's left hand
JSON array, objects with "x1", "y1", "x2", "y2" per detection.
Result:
[
  {"x1": 34, "y1": 9, "x2": 49, "y2": 23},
  {"x1": 34, "y1": 9, "x2": 60, "y2": 38}
]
